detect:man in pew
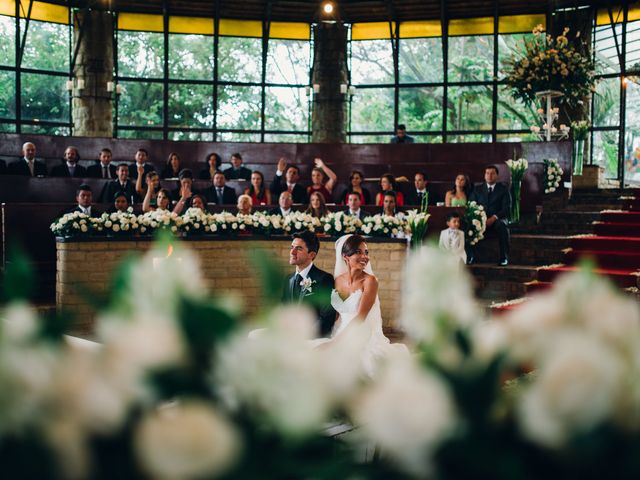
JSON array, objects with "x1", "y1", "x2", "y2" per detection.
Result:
[
  {"x1": 128, "y1": 148, "x2": 155, "y2": 180},
  {"x1": 204, "y1": 171, "x2": 237, "y2": 205},
  {"x1": 467, "y1": 165, "x2": 511, "y2": 266},
  {"x1": 405, "y1": 172, "x2": 429, "y2": 206},
  {"x1": 8, "y1": 142, "x2": 48, "y2": 176},
  {"x1": 269, "y1": 191, "x2": 294, "y2": 217},
  {"x1": 51, "y1": 146, "x2": 87, "y2": 178},
  {"x1": 270, "y1": 157, "x2": 308, "y2": 204},
  {"x1": 69, "y1": 184, "x2": 101, "y2": 218},
  {"x1": 345, "y1": 192, "x2": 369, "y2": 220},
  {"x1": 101, "y1": 163, "x2": 138, "y2": 204},
  {"x1": 87, "y1": 148, "x2": 116, "y2": 179},
  {"x1": 223, "y1": 152, "x2": 252, "y2": 181}
]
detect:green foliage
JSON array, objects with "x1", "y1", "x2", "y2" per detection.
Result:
[{"x1": 0, "y1": 244, "x2": 34, "y2": 304}]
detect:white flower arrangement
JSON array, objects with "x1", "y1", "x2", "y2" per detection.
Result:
[
  {"x1": 543, "y1": 158, "x2": 564, "y2": 193},
  {"x1": 98, "y1": 208, "x2": 140, "y2": 235},
  {"x1": 279, "y1": 211, "x2": 321, "y2": 234},
  {"x1": 462, "y1": 201, "x2": 487, "y2": 245},
  {"x1": 50, "y1": 211, "x2": 96, "y2": 237},
  {"x1": 361, "y1": 213, "x2": 405, "y2": 238},
  {"x1": 321, "y1": 211, "x2": 362, "y2": 236},
  {"x1": 138, "y1": 209, "x2": 184, "y2": 234},
  {"x1": 506, "y1": 157, "x2": 529, "y2": 183},
  {"x1": 180, "y1": 207, "x2": 212, "y2": 234},
  {"x1": 209, "y1": 211, "x2": 242, "y2": 234},
  {"x1": 404, "y1": 209, "x2": 431, "y2": 247}
]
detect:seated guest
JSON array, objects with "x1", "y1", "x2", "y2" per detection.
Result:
[
  {"x1": 390, "y1": 123, "x2": 415, "y2": 144},
  {"x1": 87, "y1": 148, "x2": 116, "y2": 179},
  {"x1": 244, "y1": 170, "x2": 272, "y2": 206},
  {"x1": 174, "y1": 190, "x2": 208, "y2": 215},
  {"x1": 143, "y1": 187, "x2": 171, "y2": 213},
  {"x1": 345, "y1": 192, "x2": 369, "y2": 220},
  {"x1": 8, "y1": 142, "x2": 47, "y2": 176},
  {"x1": 204, "y1": 171, "x2": 238, "y2": 205},
  {"x1": 101, "y1": 164, "x2": 138, "y2": 204},
  {"x1": 136, "y1": 170, "x2": 160, "y2": 201},
  {"x1": 405, "y1": 172, "x2": 429, "y2": 206},
  {"x1": 305, "y1": 191, "x2": 329, "y2": 218},
  {"x1": 270, "y1": 157, "x2": 308, "y2": 204},
  {"x1": 70, "y1": 184, "x2": 101, "y2": 217},
  {"x1": 375, "y1": 174, "x2": 404, "y2": 207},
  {"x1": 51, "y1": 146, "x2": 87, "y2": 178},
  {"x1": 224, "y1": 152, "x2": 252, "y2": 181},
  {"x1": 128, "y1": 148, "x2": 155, "y2": 179},
  {"x1": 160, "y1": 152, "x2": 182, "y2": 179},
  {"x1": 382, "y1": 191, "x2": 400, "y2": 218},
  {"x1": 445, "y1": 173, "x2": 472, "y2": 207},
  {"x1": 341, "y1": 170, "x2": 371, "y2": 205},
  {"x1": 269, "y1": 191, "x2": 293, "y2": 216},
  {"x1": 237, "y1": 194, "x2": 253, "y2": 215},
  {"x1": 171, "y1": 169, "x2": 199, "y2": 202},
  {"x1": 467, "y1": 165, "x2": 511, "y2": 266},
  {"x1": 439, "y1": 211, "x2": 466, "y2": 264},
  {"x1": 307, "y1": 158, "x2": 337, "y2": 202},
  {"x1": 109, "y1": 191, "x2": 131, "y2": 213},
  {"x1": 198, "y1": 152, "x2": 222, "y2": 180}
]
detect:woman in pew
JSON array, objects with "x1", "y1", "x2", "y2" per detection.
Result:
[
  {"x1": 244, "y1": 170, "x2": 272, "y2": 205},
  {"x1": 445, "y1": 173, "x2": 472, "y2": 207},
  {"x1": 307, "y1": 158, "x2": 337, "y2": 202},
  {"x1": 143, "y1": 187, "x2": 172, "y2": 213},
  {"x1": 198, "y1": 152, "x2": 222, "y2": 180},
  {"x1": 342, "y1": 170, "x2": 372, "y2": 205},
  {"x1": 382, "y1": 191, "x2": 400, "y2": 218},
  {"x1": 305, "y1": 191, "x2": 330, "y2": 218},
  {"x1": 237, "y1": 194, "x2": 253, "y2": 215},
  {"x1": 136, "y1": 170, "x2": 160, "y2": 201},
  {"x1": 108, "y1": 191, "x2": 131, "y2": 213},
  {"x1": 174, "y1": 193, "x2": 208, "y2": 215},
  {"x1": 160, "y1": 152, "x2": 182, "y2": 179},
  {"x1": 375, "y1": 174, "x2": 404, "y2": 207}
]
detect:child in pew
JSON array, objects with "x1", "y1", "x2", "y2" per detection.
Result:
[{"x1": 439, "y1": 211, "x2": 466, "y2": 264}]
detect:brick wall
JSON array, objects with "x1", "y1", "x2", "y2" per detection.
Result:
[{"x1": 57, "y1": 237, "x2": 408, "y2": 336}]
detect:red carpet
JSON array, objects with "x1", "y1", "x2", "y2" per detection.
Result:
[{"x1": 536, "y1": 208, "x2": 640, "y2": 290}]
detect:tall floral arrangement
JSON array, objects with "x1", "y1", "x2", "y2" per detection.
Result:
[
  {"x1": 462, "y1": 201, "x2": 487, "y2": 245},
  {"x1": 405, "y1": 209, "x2": 431, "y2": 249},
  {"x1": 506, "y1": 157, "x2": 528, "y2": 223},
  {"x1": 503, "y1": 25, "x2": 596, "y2": 107}
]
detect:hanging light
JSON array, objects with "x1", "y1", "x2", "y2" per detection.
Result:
[{"x1": 322, "y1": 1, "x2": 334, "y2": 14}]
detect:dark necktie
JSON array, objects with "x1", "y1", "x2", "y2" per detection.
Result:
[
  {"x1": 217, "y1": 188, "x2": 224, "y2": 204},
  {"x1": 292, "y1": 273, "x2": 302, "y2": 300},
  {"x1": 103, "y1": 166, "x2": 109, "y2": 179},
  {"x1": 488, "y1": 186, "x2": 493, "y2": 197}
]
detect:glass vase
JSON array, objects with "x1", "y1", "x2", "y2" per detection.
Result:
[
  {"x1": 572, "y1": 139, "x2": 585, "y2": 176},
  {"x1": 510, "y1": 181, "x2": 522, "y2": 224}
]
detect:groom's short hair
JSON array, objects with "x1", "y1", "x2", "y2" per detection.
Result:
[{"x1": 293, "y1": 231, "x2": 319, "y2": 254}]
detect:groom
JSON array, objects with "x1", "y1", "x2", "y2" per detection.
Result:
[{"x1": 283, "y1": 231, "x2": 336, "y2": 338}]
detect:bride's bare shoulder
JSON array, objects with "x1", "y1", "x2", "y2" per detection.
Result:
[
  {"x1": 335, "y1": 273, "x2": 348, "y2": 286},
  {"x1": 363, "y1": 273, "x2": 378, "y2": 289}
]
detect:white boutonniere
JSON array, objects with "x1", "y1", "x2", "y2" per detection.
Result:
[{"x1": 300, "y1": 277, "x2": 316, "y2": 296}]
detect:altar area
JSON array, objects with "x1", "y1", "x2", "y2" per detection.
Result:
[{"x1": 56, "y1": 236, "x2": 407, "y2": 335}]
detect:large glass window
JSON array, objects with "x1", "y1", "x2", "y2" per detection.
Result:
[{"x1": 0, "y1": 13, "x2": 71, "y2": 132}]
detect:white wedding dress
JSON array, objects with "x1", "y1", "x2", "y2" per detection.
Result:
[{"x1": 315, "y1": 235, "x2": 408, "y2": 377}]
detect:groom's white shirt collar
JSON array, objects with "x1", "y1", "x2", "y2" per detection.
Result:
[{"x1": 296, "y1": 262, "x2": 313, "y2": 278}]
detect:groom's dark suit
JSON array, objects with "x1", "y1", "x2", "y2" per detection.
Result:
[{"x1": 283, "y1": 264, "x2": 336, "y2": 338}]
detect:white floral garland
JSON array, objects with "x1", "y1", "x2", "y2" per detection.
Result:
[{"x1": 543, "y1": 158, "x2": 563, "y2": 194}]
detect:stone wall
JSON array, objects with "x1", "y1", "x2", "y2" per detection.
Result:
[{"x1": 57, "y1": 237, "x2": 408, "y2": 335}]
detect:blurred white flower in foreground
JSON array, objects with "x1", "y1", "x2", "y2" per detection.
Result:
[
  {"x1": 350, "y1": 354, "x2": 457, "y2": 476},
  {"x1": 135, "y1": 400, "x2": 240, "y2": 480},
  {"x1": 215, "y1": 306, "x2": 335, "y2": 436},
  {"x1": 401, "y1": 245, "x2": 480, "y2": 350}
]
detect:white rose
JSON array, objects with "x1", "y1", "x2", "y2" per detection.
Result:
[{"x1": 112, "y1": 224, "x2": 120, "y2": 232}]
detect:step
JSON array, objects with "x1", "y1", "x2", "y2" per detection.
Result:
[
  {"x1": 470, "y1": 264, "x2": 540, "y2": 302},
  {"x1": 524, "y1": 280, "x2": 553, "y2": 294},
  {"x1": 473, "y1": 234, "x2": 569, "y2": 266},
  {"x1": 593, "y1": 221, "x2": 640, "y2": 237},
  {"x1": 537, "y1": 265, "x2": 640, "y2": 288},
  {"x1": 564, "y1": 249, "x2": 640, "y2": 269},
  {"x1": 569, "y1": 235, "x2": 640, "y2": 252},
  {"x1": 489, "y1": 297, "x2": 529, "y2": 316},
  {"x1": 600, "y1": 211, "x2": 640, "y2": 223}
]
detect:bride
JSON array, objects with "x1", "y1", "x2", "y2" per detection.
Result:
[{"x1": 316, "y1": 234, "x2": 407, "y2": 376}]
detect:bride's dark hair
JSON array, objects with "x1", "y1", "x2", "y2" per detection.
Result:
[{"x1": 342, "y1": 234, "x2": 366, "y2": 257}]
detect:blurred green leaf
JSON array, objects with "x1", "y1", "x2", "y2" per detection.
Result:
[
  {"x1": 1, "y1": 243, "x2": 34, "y2": 304},
  {"x1": 248, "y1": 247, "x2": 286, "y2": 308}
]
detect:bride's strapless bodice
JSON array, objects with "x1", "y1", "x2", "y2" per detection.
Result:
[{"x1": 331, "y1": 289, "x2": 363, "y2": 315}]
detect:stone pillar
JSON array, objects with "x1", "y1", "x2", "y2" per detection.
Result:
[
  {"x1": 72, "y1": 10, "x2": 114, "y2": 137},
  {"x1": 311, "y1": 23, "x2": 348, "y2": 143}
]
